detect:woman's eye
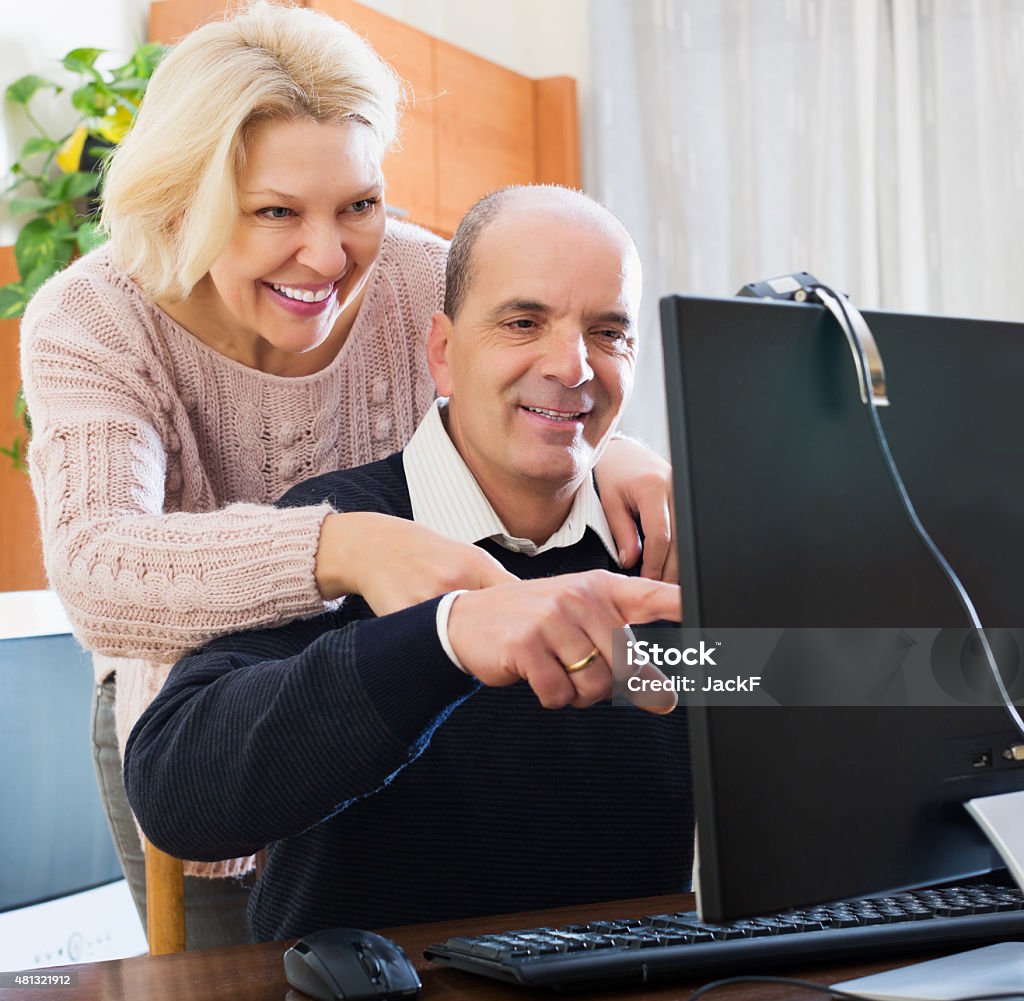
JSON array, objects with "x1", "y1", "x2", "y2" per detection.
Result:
[
  {"x1": 350, "y1": 198, "x2": 378, "y2": 214},
  {"x1": 258, "y1": 206, "x2": 294, "y2": 220}
]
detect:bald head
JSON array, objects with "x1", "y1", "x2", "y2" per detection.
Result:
[{"x1": 444, "y1": 185, "x2": 638, "y2": 320}]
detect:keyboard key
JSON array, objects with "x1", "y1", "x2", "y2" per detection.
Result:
[
  {"x1": 657, "y1": 931, "x2": 697, "y2": 945},
  {"x1": 966, "y1": 901, "x2": 996, "y2": 914},
  {"x1": 556, "y1": 934, "x2": 593, "y2": 952},
  {"x1": 933, "y1": 904, "x2": 974, "y2": 917},
  {"x1": 991, "y1": 898, "x2": 1024, "y2": 911},
  {"x1": 644, "y1": 914, "x2": 693, "y2": 928},
  {"x1": 680, "y1": 922, "x2": 747, "y2": 940},
  {"x1": 728, "y1": 920, "x2": 774, "y2": 938},
  {"x1": 825, "y1": 914, "x2": 863, "y2": 928},
  {"x1": 584, "y1": 921, "x2": 629, "y2": 933},
  {"x1": 903, "y1": 908, "x2": 934, "y2": 921},
  {"x1": 774, "y1": 917, "x2": 828, "y2": 932},
  {"x1": 470, "y1": 938, "x2": 522, "y2": 959},
  {"x1": 634, "y1": 931, "x2": 672, "y2": 948},
  {"x1": 748, "y1": 917, "x2": 798, "y2": 934}
]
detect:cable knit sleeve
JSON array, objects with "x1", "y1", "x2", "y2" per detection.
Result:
[{"x1": 20, "y1": 255, "x2": 330, "y2": 662}]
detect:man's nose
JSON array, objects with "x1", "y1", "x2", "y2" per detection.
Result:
[
  {"x1": 544, "y1": 330, "x2": 594, "y2": 388},
  {"x1": 296, "y1": 221, "x2": 348, "y2": 277}
]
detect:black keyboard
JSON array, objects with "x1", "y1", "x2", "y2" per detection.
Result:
[{"x1": 424, "y1": 882, "x2": 1024, "y2": 991}]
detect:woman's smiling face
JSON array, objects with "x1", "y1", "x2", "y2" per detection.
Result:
[{"x1": 198, "y1": 117, "x2": 386, "y2": 367}]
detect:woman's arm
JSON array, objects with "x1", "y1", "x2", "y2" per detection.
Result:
[
  {"x1": 20, "y1": 265, "x2": 332, "y2": 661},
  {"x1": 313, "y1": 511, "x2": 517, "y2": 612},
  {"x1": 593, "y1": 436, "x2": 678, "y2": 582},
  {"x1": 21, "y1": 259, "x2": 516, "y2": 659}
]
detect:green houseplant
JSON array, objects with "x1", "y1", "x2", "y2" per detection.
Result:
[{"x1": 1, "y1": 41, "x2": 166, "y2": 469}]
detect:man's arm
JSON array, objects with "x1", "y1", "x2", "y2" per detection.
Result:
[
  {"x1": 124, "y1": 570, "x2": 681, "y2": 862},
  {"x1": 123, "y1": 597, "x2": 476, "y2": 862}
]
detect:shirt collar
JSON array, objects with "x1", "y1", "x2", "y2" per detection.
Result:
[{"x1": 403, "y1": 399, "x2": 620, "y2": 563}]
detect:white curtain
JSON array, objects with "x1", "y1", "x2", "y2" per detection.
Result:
[{"x1": 586, "y1": 0, "x2": 1024, "y2": 456}]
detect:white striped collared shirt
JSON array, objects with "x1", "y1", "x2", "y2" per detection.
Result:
[{"x1": 403, "y1": 399, "x2": 619, "y2": 562}]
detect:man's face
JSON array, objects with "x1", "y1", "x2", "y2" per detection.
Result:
[{"x1": 429, "y1": 207, "x2": 641, "y2": 503}]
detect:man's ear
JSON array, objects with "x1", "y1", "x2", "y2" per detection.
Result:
[{"x1": 427, "y1": 311, "x2": 455, "y2": 397}]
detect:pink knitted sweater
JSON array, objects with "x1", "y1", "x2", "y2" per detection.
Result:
[{"x1": 20, "y1": 219, "x2": 445, "y2": 875}]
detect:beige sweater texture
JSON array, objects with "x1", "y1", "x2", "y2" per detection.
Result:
[{"x1": 20, "y1": 219, "x2": 446, "y2": 876}]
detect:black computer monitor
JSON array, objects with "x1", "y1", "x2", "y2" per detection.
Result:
[{"x1": 661, "y1": 293, "x2": 1024, "y2": 922}]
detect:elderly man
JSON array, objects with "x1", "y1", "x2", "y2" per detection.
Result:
[{"x1": 125, "y1": 185, "x2": 693, "y2": 942}]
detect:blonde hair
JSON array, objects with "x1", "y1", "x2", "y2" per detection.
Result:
[{"x1": 101, "y1": 1, "x2": 402, "y2": 301}]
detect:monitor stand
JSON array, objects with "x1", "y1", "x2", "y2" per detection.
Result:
[
  {"x1": 835, "y1": 941, "x2": 1024, "y2": 1000},
  {"x1": 966, "y1": 788, "x2": 1024, "y2": 893}
]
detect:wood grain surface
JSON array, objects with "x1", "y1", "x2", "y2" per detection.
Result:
[{"x1": 0, "y1": 892, "x2": 942, "y2": 1001}]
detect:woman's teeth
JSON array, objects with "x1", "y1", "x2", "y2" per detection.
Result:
[{"x1": 270, "y1": 283, "x2": 334, "y2": 303}]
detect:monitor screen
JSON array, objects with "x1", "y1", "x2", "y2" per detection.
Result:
[
  {"x1": 0, "y1": 595, "x2": 122, "y2": 913},
  {"x1": 661, "y1": 293, "x2": 1024, "y2": 921}
]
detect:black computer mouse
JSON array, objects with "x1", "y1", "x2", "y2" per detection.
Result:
[{"x1": 284, "y1": 927, "x2": 422, "y2": 1001}]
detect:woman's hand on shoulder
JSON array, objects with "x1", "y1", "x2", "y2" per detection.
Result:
[
  {"x1": 593, "y1": 437, "x2": 678, "y2": 583},
  {"x1": 315, "y1": 511, "x2": 517, "y2": 615}
]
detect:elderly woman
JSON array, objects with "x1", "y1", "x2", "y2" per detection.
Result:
[{"x1": 20, "y1": 1, "x2": 675, "y2": 949}]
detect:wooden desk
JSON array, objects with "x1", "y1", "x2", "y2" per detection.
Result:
[{"x1": 0, "y1": 893, "x2": 931, "y2": 1000}]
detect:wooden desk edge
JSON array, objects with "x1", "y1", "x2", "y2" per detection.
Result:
[{"x1": 0, "y1": 892, "x2": 940, "y2": 1001}]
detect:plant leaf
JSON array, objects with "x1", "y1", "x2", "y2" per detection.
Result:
[
  {"x1": 0, "y1": 436, "x2": 27, "y2": 471},
  {"x1": 109, "y1": 77, "x2": 149, "y2": 94},
  {"x1": 20, "y1": 136, "x2": 58, "y2": 158},
  {"x1": 5, "y1": 74, "x2": 61, "y2": 105},
  {"x1": 15, "y1": 218, "x2": 74, "y2": 279},
  {"x1": 15, "y1": 387, "x2": 32, "y2": 435},
  {"x1": 76, "y1": 221, "x2": 107, "y2": 254},
  {"x1": 49, "y1": 217, "x2": 76, "y2": 242},
  {"x1": 132, "y1": 42, "x2": 167, "y2": 77},
  {"x1": 57, "y1": 170, "x2": 99, "y2": 201},
  {"x1": 62, "y1": 48, "x2": 105, "y2": 73},
  {"x1": 95, "y1": 105, "x2": 135, "y2": 144},
  {"x1": 0, "y1": 283, "x2": 28, "y2": 320},
  {"x1": 84, "y1": 142, "x2": 114, "y2": 161},
  {"x1": 71, "y1": 83, "x2": 107, "y2": 115},
  {"x1": 8, "y1": 196, "x2": 61, "y2": 216},
  {"x1": 23, "y1": 262, "x2": 59, "y2": 297}
]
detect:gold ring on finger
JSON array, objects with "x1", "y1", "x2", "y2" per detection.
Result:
[{"x1": 563, "y1": 647, "x2": 600, "y2": 674}]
